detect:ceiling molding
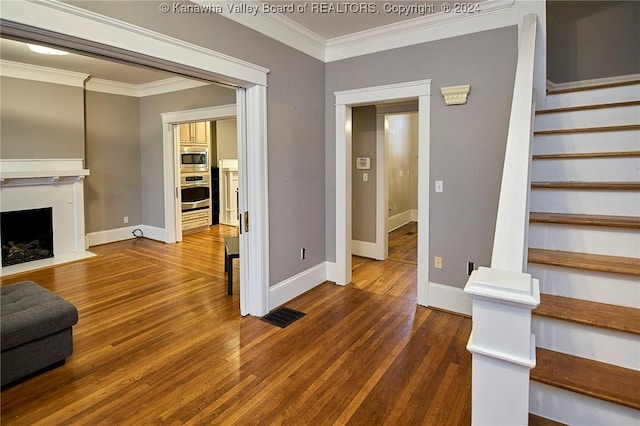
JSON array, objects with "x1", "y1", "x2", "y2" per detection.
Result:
[
  {"x1": 209, "y1": 0, "x2": 517, "y2": 63},
  {"x1": 137, "y1": 77, "x2": 210, "y2": 97},
  {"x1": 325, "y1": 0, "x2": 517, "y2": 62},
  {"x1": 3, "y1": 61, "x2": 212, "y2": 97},
  {"x1": 193, "y1": 0, "x2": 326, "y2": 62},
  {"x1": 0, "y1": 59, "x2": 89, "y2": 87}
]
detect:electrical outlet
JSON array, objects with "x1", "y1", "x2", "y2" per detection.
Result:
[
  {"x1": 301, "y1": 248, "x2": 306, "y2": 260},
  {"x1": 434, "y1": 256, "x2": 443, "y2": 269},
  {"x1": 124, "y1": 216, "x2": 129, "y2": 224}
]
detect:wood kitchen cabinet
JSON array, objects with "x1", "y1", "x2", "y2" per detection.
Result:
[{"x1": 179, "y1": 121, "x2": 210, "y2": 146}]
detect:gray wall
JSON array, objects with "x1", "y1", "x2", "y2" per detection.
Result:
[
  {"x1": 74, "y1": 1, "x2": 326, "y2": 286},
  {"x1": 138, "y1": 85, "x2": 235, "y2": 227},
  {"x1": 547, "y1": 1, "x2": 640, "y2": 83},
  {"x1": 0, "y1": 76, "x2": 84, "y2": 159},
  {"x1": 85, "y1": 91, "x2": 142, "y2": 232},
  {"x1": 351, "y1": 106, "x2": 377, "y2": 243},
  {"x1": 326, "y1": 26, "x2": 518, "y2": 289}
]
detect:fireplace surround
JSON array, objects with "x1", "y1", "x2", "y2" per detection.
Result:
[{"x1": 0, "y1": 159, "x2": 95, "y2": 275}]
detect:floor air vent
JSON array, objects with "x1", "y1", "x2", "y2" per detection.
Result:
[{"x1": 260, "y1": 307, "x2": 306, "y2": 328}]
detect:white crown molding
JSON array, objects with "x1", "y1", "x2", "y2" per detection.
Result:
[
  {"x1": 137, "y1": 77, "x2": 210, "y2": 97},
  {"x1": 325, "y1": 0, "x2": 517, "y2": 62},
  {"x1": 1, "y1": 0, "x2": 269, "y2": 86},
  {"x1": 0, "y1": 59, "x2": 88, "y2": 87},
  {"x1": 547, "y1": 73, "x2": 640, "y2": 92},
  {"x1": 85, "y1": 78, "x2": 139, "y2": 97},
  {"x1": 193, "y1": 0, "x2": 326, "y2": 62}
]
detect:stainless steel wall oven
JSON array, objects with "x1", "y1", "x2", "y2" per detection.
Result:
[{"x1": 181, "y1": 174, "x2": 210, "y2": 212}]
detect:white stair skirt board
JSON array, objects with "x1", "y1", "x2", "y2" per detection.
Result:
[
  {"x1": 531, "y1": 156, "x2": 640, "y2": 182},
  {"x1": 429, "y1": 282, "x2": 472, "y2": 316},
  {"x1": 532, "y1": 130, "x2": 640, "y2": 156},
  {"x1": 532, "y1": 156, "x2": 640, "y2": 182},
  {"x1": 528, "y1": 223, "x2": 640, "y2": 258},
  {"x1": 86, "y1": 225, "x2": 167, "y2": 247},
  {"x1": 530, "y1": 381, "x2": 640, "y2": 426},
  {"x1": 532, "y1": 316, "x2": 640, "y2": 370},
  {"x1": 530, "y1": 189, "x2": 640, "y2": 217},
  {"x1": 528, "y1": 264, "x2": 640, "y2": 308},
  {"x1": 268, "y1": 262, "x2": 328, "y2": 310},
  {"x1": 534, "y1": 104, "x2": 640, "y2": 131},
  {"x1": 544, "y1": 83, "x2": 640, "y2": 109},
  {"x1": 351, "y1": 240, "x2": 382, "y2": 260},
  {"x1": 388, "y1": 209, "x2": 418, "y2": 232}
]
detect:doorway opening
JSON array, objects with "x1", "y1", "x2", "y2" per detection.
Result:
[
  {"x1": 350, "y1": 105, "x2": 419, "y2": 300},
  {"x1": 335, "y1": 80, "x2": 431, "y2": 307},
  {"x1": 2, "y1": 1, "x2": 270, "y2": 316}
]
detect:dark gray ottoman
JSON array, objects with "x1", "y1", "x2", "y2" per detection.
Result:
[{"x1": 1, "y1": 281, "x2": 78, "y2": 387}]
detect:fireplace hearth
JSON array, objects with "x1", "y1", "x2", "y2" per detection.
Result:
[{"x1": 1, "y1": 208, "x2": 54, "y2": 267}]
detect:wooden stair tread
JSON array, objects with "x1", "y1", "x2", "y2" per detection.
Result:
[
  {"x1": 534, "y1": 124, "x2": 640, "y2": 136},
  {"x1": 528, "y1": 248, "x2": 640, "y2": 276},
  {"x1": 530, "y1": 212, "x2": 640, "y2": 229},
  {"x1": 534, "y1": 293, "x2": 640, "y2": 335},
  {"x1": 531, "y1": 348, "x2": 640, "y2": 410},
  {"x1": 547, "y1": 79, "x2": 640, "y2": 95},
  {"x1": 529, "y1": 413, "x2": 567, "y2": 426},
  {"x1": 531, "y1": 181, "x2": 640, "y2": 190},
  {"x1": 536, "y1": 100, "x2": 640, "y2": 115},
  {"x1": 533, "y1": 151, "x2": 640, "y2": 160}
]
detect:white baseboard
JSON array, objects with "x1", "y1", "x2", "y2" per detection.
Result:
[
  {"x1": 429, "y1": 282, "x2": 472, "y2": 316},
  {"x1": 269, "y1": 262, "x2": 329, "y2": 310},
  {"x1": 352, "y1": 239, "x2": 383, "y2": 260},
  {"x1": 326, "y1": 262, "x2": 337, "y2": 283},
  {"x1": 140, "y1": 225, "x2": 167, "y2": 242},
  {"x1": 87, "y1": 224, "x2": 167, "y2": 247},
  {"x1": 388, "y1": 209, "x2": 417, "y2": 232}
]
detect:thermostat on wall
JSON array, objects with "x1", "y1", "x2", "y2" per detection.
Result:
[{"x1": 356, "y1": 157, "x2": 371, "y2": 170}]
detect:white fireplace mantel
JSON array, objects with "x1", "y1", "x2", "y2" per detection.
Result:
[
  {"x1": 0, "y1": 159, "x2": 89, "y2": 187},
  {"x1": 0, "y1": 159, "x2": 94, "y2": 276}
]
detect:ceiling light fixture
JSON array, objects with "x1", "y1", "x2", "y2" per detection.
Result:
[{"x1": 27, "y1": 44, "x2": 69, "y2": 56}]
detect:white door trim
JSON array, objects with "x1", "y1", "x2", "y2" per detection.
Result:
[
  {"x1": 161, "y1": 104, "x2": 237, "y2": 244},
  {"x1": 335, "y1": 80, "x2": 431, "y2": 307},
  {"x1": 3, "y1": 0, "x2": 270, "y2": 317}
]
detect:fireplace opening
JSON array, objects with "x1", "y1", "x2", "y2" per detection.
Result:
[{"x1": 1, "y1": 207, "x2": 54, "y2": 267}]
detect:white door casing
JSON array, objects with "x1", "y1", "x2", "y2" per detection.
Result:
[
  {"x1": 2, "y1": 0, "x2": 270, "y2": 316},
  {"x1": 335, "y1": 80, "x2": 431, "y2": 307}
]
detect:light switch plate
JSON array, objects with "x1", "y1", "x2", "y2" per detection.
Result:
[
  {"x1": 363, "y1": 173, "x2": 368, "y2": 182},
  {"x1": 435, "y1": 181, "x2": 443, "y2": 192}
]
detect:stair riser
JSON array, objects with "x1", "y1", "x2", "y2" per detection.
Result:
[
  {"x1": 533, "y1": 130, "x2": 640, "y2": 155},
  {"x1": 530, "y1": 189, "x2": 640, "y2": 216},
  {"x1": 530, "y1": 382, "x2": 640, "y2": 425},
  {"x1": 529, "y1": 223, "x2": 640, "y2": 258},
  {"x1": 532, "y1": 317, "x2": 640, "y2": 370},
  {"x1": 535, "y1": 105, "x2": 640, "y2": 131},
  {"x1": 528, "y1": 264, "x2": 640, "y2": 308},
  {"x1": 544, "y1": 84, "x2": 640, "y2": 109},
  {"x1": 531, "y1": 157, "x2": 640, "y2": 182}
]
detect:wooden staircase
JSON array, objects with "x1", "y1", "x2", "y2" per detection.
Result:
[{"x1": 527, "y1": 79, "x2": 640, "y2": 424}]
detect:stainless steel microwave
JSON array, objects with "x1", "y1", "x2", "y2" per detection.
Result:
[{"x1": 180, "y1": 147, "x2": 208, "y2": 172}]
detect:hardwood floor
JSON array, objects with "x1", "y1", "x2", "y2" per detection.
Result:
[{"x1": 1, "y1": 224, "x2": 471, "y2": 425}]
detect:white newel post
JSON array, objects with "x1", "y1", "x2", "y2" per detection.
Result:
[{"x1": 464, "y1": 267, "x2": 540, "y2": 425}]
